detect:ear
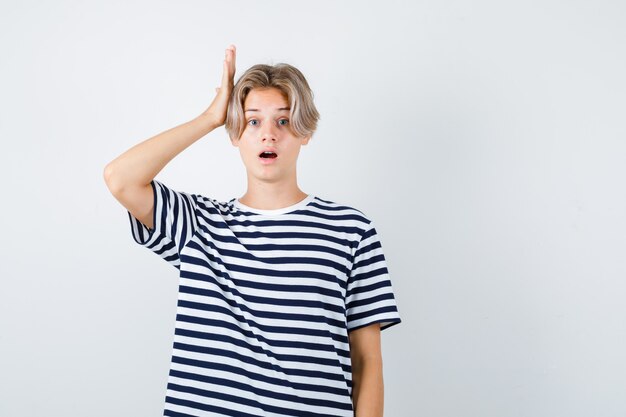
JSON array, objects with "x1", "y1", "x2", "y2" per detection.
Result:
[
  {"x1": 230, "y1": 136, "x2": 240, "y2": 147},
  {"x1": 301, "y1": 135, "x2": 312, "y2": 146}
]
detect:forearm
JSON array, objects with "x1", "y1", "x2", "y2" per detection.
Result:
[
  {"x1": 104, "y1": 111, "x2": 219, "y2": 191},
  {"x1": 352, "y1": 357, "x2": 384, "y2": 417}
]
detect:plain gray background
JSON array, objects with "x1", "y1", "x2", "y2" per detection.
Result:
[{"x1": 1, "y1": 0, "x2": 625, "y2": 416}]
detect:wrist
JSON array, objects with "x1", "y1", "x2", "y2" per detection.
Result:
[{"x1": 196, "y1": 111, "x2": 222, "y2": 131}]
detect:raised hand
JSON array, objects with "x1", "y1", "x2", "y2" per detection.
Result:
[{"x1": 203, "y1": 44, "x2": 237, "y2": 127}]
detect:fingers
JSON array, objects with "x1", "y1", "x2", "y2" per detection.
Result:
[
  {"x1": 219, "y1": 44, "x2": 236, "y2": 93},
  {"x1": 224, "y1": 44, "x2": 236, "y2": 80},
  {"x1": 229, "y1": 44, "x2": 236, "y2": 72},
  {"x1": 221, "y1": 59, "x2": 229, "y2": 88}
]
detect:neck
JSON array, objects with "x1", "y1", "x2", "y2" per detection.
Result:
[{"x1": 238, "y1": 176, "x2": 308, "y2": 210}]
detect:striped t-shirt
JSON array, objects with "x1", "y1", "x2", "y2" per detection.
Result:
[{"x1": 126, "y1": 179, "x2": 402, "y2": 417}]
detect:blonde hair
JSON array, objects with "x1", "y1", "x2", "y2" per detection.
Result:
[{"x1": 225, "y1": 63, "x2": 320, "y2": 141}]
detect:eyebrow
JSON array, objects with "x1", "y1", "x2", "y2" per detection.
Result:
[{"x1": 244, "y1": 107, "x2": 290, "y2": 113}]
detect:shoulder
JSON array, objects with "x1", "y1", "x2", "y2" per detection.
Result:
[
  {"x1": 310, "y1": 195, "x2": 375, "y2": 231},
  {"x1": 153, "y1": 179, "x2": 236, "y2": 215}
]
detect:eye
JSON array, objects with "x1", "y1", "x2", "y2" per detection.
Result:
[
  {"x1": 247, "y1": 119, "x2": 258, "y2": 126},
  {"x1": 278, "y1": 119, "x2": 289, "y2": 126}
]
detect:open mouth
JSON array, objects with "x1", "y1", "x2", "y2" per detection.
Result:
[{"x1": 259, "y1": 151, "x2": 278, "y2": 159}]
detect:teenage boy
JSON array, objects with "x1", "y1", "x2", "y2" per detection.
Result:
[{"x1": 104, "y1": 44, "x2": 401, "y2": 417}]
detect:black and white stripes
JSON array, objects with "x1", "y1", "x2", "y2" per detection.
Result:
[{"x1": 127, "y1": 179, "x2": 402, "y2": 417}]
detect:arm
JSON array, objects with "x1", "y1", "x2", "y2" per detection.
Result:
[
  {"x1": 103, "y1": 45, "x2": 237, "y2": 229},
  {"x1": 103, "y1": 44, "x2": 237, "y2": 194},
  {"x1": 103, "y1": 112, "x2": 218, "y2": 192},
  {"x1": 349, "y1": 322, "x2": 384, "y2": 417}
]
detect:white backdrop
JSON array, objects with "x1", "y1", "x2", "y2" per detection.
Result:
[{"x1": 1, "y1": 1, "x2": 625, "y2": 416}]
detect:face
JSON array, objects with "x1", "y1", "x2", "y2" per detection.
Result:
[{"x1": 232, "y1": 87, "x2": 311, "y2": 183}]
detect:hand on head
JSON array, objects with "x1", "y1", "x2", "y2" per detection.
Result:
[{"x1": 203, "y1": 44, "x2": 237, "y2": 127}]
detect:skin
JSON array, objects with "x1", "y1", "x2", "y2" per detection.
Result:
[{"x1": 350, "y1": 323, "x2": 384, "y2": 416}]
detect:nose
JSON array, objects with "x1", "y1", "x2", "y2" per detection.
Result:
[{"x1": 259, "y1": 121, "x2": 278, "y2": 142}]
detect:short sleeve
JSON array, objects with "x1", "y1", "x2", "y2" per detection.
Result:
[
  {"x1": 127, "y1": 179, "x2": 199, "y2": 270},
  {"x1": 345, "y1": 222, "x2": 402, "y2": 332}
]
